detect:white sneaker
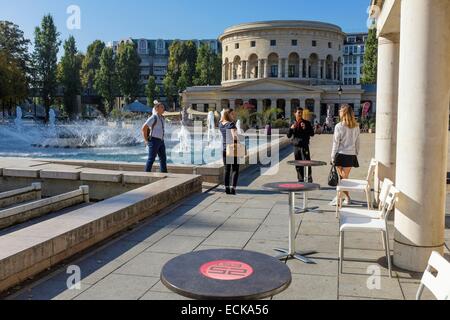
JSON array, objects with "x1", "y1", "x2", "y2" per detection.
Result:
[
  {"x1": 342, "y1": 198, "x2": 351, "y2": 206},
  {"x1": 329, "y1": 197, "x2": 338, "y2": 206}
]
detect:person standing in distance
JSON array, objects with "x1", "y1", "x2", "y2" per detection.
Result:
[
  {"x1": 142, "y1": 102, "x2": 168, "y2": 173},
  {"x1": 287, "y1": 107, "x2": 315, "y2": 183}
]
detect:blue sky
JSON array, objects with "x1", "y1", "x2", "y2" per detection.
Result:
[{"x1": 0, "y1": 0, "x2": 370, "y2": 54}]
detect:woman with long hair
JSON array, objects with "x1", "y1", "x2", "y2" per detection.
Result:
[
  {"x1": 219, "y1": 109, "x2": 240, "y2": 195},
  {"x1": 330, "y1": 104, "x2": 361, "y2": 206}
]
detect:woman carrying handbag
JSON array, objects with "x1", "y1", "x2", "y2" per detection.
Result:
[
  {"x1": 329, "y1": 105, "x2": 360, "y2": 206},
  {"x1": 219, "y1": 109, "x2": 244, "y2": 195}
]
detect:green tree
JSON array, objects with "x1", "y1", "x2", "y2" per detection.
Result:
[
  {"x1": 0, "y1": 51, "x2": 28, "y2": 111},
  {"x1": 0, "y1": 21, "x2": 31, "y2": 83},
  {"x1": 32, "y1": 14, "x2": 61, "y2": 122},
  {"x1": 58, "y1": 36, "x2": 82, "y2": 118},
  {"x1": 167, "y1": 40, "x2": 197, "y2": 94},
  {"x1": 194, "y1": 44, "x2": 222, "y2": 86},
  {"x1": 94, "y1": 47, "x2": 118, "y2": 114},
  {"x1": 145, "y1": 76, "x2": 157, "y2": 107},
  {"x1": 361, "y1": 28, "x2": 378, "y2": 85},
  {"x1": 0, "y1": 21, "x2": 29, "y2": 112},
  {"x1": 163, "y1": 75, "x2": 176, "y2": 109},
  {"x1": 116, "y1": 42, "x2": 141, "y2": 104},
  {"x1": 81, "y1": 40, "x2": 105, "y2": 92}
]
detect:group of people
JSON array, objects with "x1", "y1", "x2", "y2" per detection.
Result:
[{"x1": 141, "y1": 102, "x2": 361, "y2": 205}]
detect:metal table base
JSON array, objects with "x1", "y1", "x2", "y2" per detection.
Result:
[
  {"x1": 275, "y1": 192, "x2": 317, "y2": 264},
  {"x1": 295, "y1": 166, "x2": 322, "y2": 214}
]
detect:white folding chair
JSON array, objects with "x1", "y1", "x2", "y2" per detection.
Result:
[
  {"x1": 336, "y1": 158, "x2": 377, "y2": 212},
  {"x1": 339, "y1": 185, "x2": 399, "y2": 278},
  {"x1": 416, "y1": 252, "x2": 450, "y2": 300},
  {"x1": 336, "y1": 178, "x2": 394, "y2": 219}
]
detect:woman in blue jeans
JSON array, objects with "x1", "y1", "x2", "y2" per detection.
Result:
[{"x1": 142, "y1": 103, "x2": 168, "y2": 173}]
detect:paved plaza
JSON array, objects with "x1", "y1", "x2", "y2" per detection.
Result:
[{"x1": 6, "y1": 134, "x2": 450, "y2": 300}]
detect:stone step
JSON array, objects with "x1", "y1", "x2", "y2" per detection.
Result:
[
  {"x1": 0, "y1": 173, "x2": 202, "y2": 294},
  {"x1": 0, "y1": 183, "x2": 42, "y2": 209},
  {"x1": 0, "y1": 186, "x2": 89, "y2": 230}
]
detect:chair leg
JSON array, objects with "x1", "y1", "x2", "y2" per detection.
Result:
[
  {"x1": 366, "y1": 189, "x2": 372, "y2": 210},
  {"x1": 339, "y1": 231, "x2": 344, "y2": 274},
  {"x1": 336, "y1": 191, "x2": 340, "y2": 218},
  {"x1": 384, "y1": 230, "x2": 392, "y2": 278},
  {"x1": 381, "y1": 233, "x2": 386, "y2": 251}
]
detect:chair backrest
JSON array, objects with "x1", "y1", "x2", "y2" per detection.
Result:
[
  {"x1": 417, "y1": 252, "x2": 450, "y2": 300},
  {"x1": 380, "y1": 185, "x2": 399, "y2": 220},
  {"x1": 366, "y1": 159, "x2": 378, "y2": 184},
  {"x1": 378, "y1": 179, "x2": 394, "y2": 209}
]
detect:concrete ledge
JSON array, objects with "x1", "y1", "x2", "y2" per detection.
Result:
[
  {"x1": 122, "y1": 172, "x2": 166, "y2": 185},
  {"x1": 0, "y1": 174, "x2": 202, "y2": 293},
  {"x1": 0, "y1": 183, "x2": 42, "y2": 209},
  {"x1": 3, "y1": 168, "x2": 40, "y2": 179},
  {"x1": 80, "y1": 169, "x2": 123, "y2": 183},
  {"x1": 0, "y1": 186, "x2": 89, "y2": 230},
  {"x1": 40, "y1": 169, "x2": 81, "y2": 181}
]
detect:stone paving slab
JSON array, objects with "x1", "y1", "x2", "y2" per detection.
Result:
[
  {"x1": 7, "y1": 134, "x2": 449, "y2": 300},
  {"x1": 75, "y1": 274, "x2": 159, "y2": 300}
]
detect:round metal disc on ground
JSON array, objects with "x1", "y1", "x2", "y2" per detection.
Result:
[
  {"x1": 262, "y1": 182, "x2": 321, "y2": 193},
  {"x1": 161, "y1": 249, "x2": 292, "y2": 300},
  {"x1": 287, "y1": 160, "x2": 328, "y2": 167}
]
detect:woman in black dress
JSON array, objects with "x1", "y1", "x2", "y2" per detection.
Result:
[{"x1": 219, "y1": 109, "x2": 240, "y2": 195}]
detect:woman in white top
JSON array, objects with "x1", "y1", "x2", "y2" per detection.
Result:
[{"x1": 330, "y1": 105, "x2": 360, "y2": 205}]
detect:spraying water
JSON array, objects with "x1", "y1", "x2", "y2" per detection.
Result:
[{"x1": 14, "y1": 107, "x2": 23, "y2": 130}]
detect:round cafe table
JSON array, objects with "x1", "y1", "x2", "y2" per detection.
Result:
[
  {"x1": 263, "y1": 182, "x2": 321, "y2": 264},
  {"x1": 287, "y1": 160, "x2": 327, "y2": 213},
  {"x1": 161, "y1": 249, "x2": 292, "y2": 300}
]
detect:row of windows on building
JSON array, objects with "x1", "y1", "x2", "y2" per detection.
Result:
[
  {"x1": 225, "y1": 40, "x2": 340, "y2": 51},
  {"x1": 344, "y1": 66, "x2": 363, "y2": 76},
  {"x1": 344, "y1": 55, "x2": 364, "y2": 65},
  {"x1": 344, "y1": 45, "x2": 365, "y2": 55},
  {"x1": 343, "y1": 78, "x2": 359, "y2": 85}
]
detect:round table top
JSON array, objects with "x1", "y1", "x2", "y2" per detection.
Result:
[
  {"x1": 161, "y1": 249, "x2": 292, "y2": 300},
  {"x1": 263, "y1": 182, "x2": 321, "y2": 192},
  {"x1": 287, "y1": 160, "x2": 328, "y2": 167}
]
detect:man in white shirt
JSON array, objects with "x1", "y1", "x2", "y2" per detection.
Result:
[{"x1": 142, "y1": 102, "x2": 167, "y2": 173}]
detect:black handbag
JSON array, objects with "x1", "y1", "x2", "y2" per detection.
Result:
[{"x1": 328, "y1": 165, "x2": 340, "y2": 187}]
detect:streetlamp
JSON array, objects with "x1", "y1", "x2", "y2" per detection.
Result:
[{"x1": 338, "y1": 85, "x2": 343, "y2": 104}]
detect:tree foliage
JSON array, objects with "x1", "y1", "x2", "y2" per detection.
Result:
[
  {"x1": 167, "y1": 40, "x2": 197, "y2": 91},
  {"x1": 116, "y1": 41, "x2": 141, "y2": 104},
  {"x1": 0, "y1": 21, "x2": 29, "y2": 107},
  {"x1": 163, "y1": 75, "x2": 176, "y2": 109},
  {"x1": 194, "y1": 44, "x2": 222, "y2": 86},
  {"x1": 58, "y1": 36, "x2": 82, "y2": 118},
  {"x1": 94, "y1": 47, "x2": 118, "y2": 114},
  {"x1": 81, "y1": 40, "x2": 105, "y2": 92},
  {"x1": 32, "y1": 14, "x2": 60, "y2": 121},
  {"x1": 361, "y1": 28, "x2": 378, "y2": 85},
  {"x1": 145, "y1": 76, "x2": 158, "y2": 107}
]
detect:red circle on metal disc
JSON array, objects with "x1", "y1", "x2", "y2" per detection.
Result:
[
  {"x1": 200, "y1": 260, "x2": 254, "y2": 281},
  {"x1": 278, "y1": 183, "x2": 305, "y2": 189}
]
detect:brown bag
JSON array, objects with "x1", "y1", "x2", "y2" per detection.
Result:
[{"x1": 226, "y1": 141, "x2": 246, "y2": 158}]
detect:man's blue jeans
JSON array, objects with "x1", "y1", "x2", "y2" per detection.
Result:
[{"x1": 145, "y1": 137, "x2": 168, "y2": 173}]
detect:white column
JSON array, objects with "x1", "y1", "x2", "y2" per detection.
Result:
[
  {"x1": 305, "y1": 59, "x2": 310, "y2": 78},
  {"x1": 321, "y1": 60, "x2": 326, "y2": 79},
  {"x1": 394, "y1": 0, "x2": 450, "y2": 272},
  {"x1": 313, "y1": 98, "x2": 320, "y2": 124},
  {"x1": 375, "y1": 34, "x2": 400, "y2": 197},
  {"x1": 286, "y1": 99, "x2": 292, "y2": 121},
  {"x1": 257, "y1": 99, "x2": 264, "y2": 113},
  {"x1": 245, "y1": 61, "x2": 250, "y2": 79},
  {"x1": 284, "y1": 59, "x2": 289, "y2": 78},
  {"x1": 264, "y1": 59, "x2": 269, "y2": 78},
  {"x1": 258, "y1": 59, "x2": 263, "y2": 79},
  {"x1": 278, "y1": 59, "x2": 282, "y2": 78},
  {"x1": 229, "y1": 100, "x2": 236, "y2": 109}
]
